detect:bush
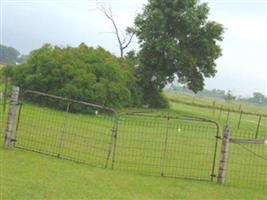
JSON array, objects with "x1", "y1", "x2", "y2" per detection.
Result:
[
  {"x1": 11, "y1": 43, "x2": 142, "y2": 109},
  {"x1": 145, "y1": 91, "x2": 169, "y2": 108}
]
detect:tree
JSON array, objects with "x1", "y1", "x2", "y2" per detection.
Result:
[
  {"x1": 10, "y1": 43, "x2": 141, "y2": 109},
  {"x1": 0, "y1": 44, "x2": 20, "y2": 64},
  {"x1": 251, "y1": 92, "x2": 266, "y2": 104},
  {"x1": 133, "y1": 0, "x2": 224, "y2": 106},
  {"x1": 100, "y1": 6, "x2": 135, "y2": 58},
  {"x1": 224, "y1": 90, "x2": 236, "y2": 103}
]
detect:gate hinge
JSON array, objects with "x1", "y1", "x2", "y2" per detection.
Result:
[
  {"x1": 216, "y1": 136, "x2": 222, "y2": 139},
  {"x1": 211, "y1": 174, "x2": 217, "y2": 177},
  {"x1": 11, "y1": 138, "x2": 17, "y2": 142}
]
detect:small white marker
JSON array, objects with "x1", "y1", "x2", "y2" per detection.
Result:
[
  {"x1": 178, "y1": 128, "x2": 181, "y2": 133},
  {"x1": 95, "y1": 110, "x2": 98, "y2": 115}
]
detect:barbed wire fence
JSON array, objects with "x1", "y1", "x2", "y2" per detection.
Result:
[{"x1": 1, "y1": 87, "x2": 267, "y2": 190}]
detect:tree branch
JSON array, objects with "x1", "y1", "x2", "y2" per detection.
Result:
[{"x1": 99, "y1": 5, "x2": 134, "y2": 58}]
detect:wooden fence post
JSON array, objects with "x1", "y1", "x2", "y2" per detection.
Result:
[
  {"x1": 218, "y1": 106, "x2": 223, "y2": 120},
  {"x1": 217, "y1": 124, "x2": 230, "y2": 184},
  {"x1": 212, "y1": 101, "x2": 216, "y2": 116},
  {"x1": 4, "y1": 86, "x2": 20, "y2": 148}
]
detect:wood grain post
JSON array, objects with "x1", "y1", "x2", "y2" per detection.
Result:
[
  {"x1": 4, "y1": 86, "x2": 20, "y2": 148},
  {"x1": 217, "y1": 124, "x2": 230, "y2": 184}
]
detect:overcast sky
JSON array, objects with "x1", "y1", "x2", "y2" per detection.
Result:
[{"x1": 1, "y1": 0, "x2": 266, "y2": 97}]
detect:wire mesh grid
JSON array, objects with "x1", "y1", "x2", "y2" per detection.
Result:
[
  {"x1": 2, "y1": 89, "x2": 266, "y2": 189},
  {"x1": 113, "y1": 114, "x2": 219, "y2": 181},
  {"x1": 0, "y1": 86, "x2": 10, "y2": 144},
  {"x1": 14, "y1": 91, "x2": 118, "y2": 169},
  {"x1": 225, "y1": 124, "x2": 267, "y2": 189}
]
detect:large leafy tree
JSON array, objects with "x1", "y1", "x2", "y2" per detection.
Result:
[
  {"x1": 133, "y1": 0, "x2": 224, "y2": 106},
  {"x1": 0, "y1": 44, "x2": 20, "y2": 64}
]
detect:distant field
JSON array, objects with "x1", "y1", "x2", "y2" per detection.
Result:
[{"x1": 165, "y1": 91, "x2": 267, "y2": 115}]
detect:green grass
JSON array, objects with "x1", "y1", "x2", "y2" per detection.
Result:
[
  {"x1": 165, "y1": 91, "x2": 267, "y2": 115},
  {"x1": 1, "y1": 148, "x2": 266, "y2": 200},
  {"x1": 1, "y1": 91, "x2": 267, "y2": 199}
]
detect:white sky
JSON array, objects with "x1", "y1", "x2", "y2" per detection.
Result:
[{"x1": 0, "y1": 0, "x2": 266, "y2": 97}]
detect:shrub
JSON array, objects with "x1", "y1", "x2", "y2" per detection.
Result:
[{"x1": 11, "y1": 43, "x2": 141, "y2": 109}]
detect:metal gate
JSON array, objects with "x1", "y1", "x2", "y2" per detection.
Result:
[
  {"x1": 11, "y1": 90, "x2": 219, "y2": 181},
  {"x1": 14, "y1": 90, "x2": 119, "y2": 169},
  {"x1": 113, "y1": 113, "x2": 220, "y2": 181}
]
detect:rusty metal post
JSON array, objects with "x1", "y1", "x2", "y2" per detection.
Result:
[
  {"x1": 217, "y1": 124, "x2": 230, "y2": 184},
  {"x1": 237, "y1": 111, "x2": 243, "y2": 129},
  {"x1": 212, "y1": 101, "x2": 216, "y2": 116},
  {"x1": 255, "y1": 115, "x2": 262, "y2": 139},
  {"x1": 4, "y1": 86, "x2": 20, "y2": 148}
]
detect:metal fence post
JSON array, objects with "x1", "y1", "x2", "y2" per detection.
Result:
[
  {"x1": 237, "y1": 111, "x2": 243, "y2": 129},
  {"x1": 226, "y1": 109, "x2": 230, "y2": 123},
  {"x1": 218, "y1": 106, "x2": 223, "y2": 120},
  {"x1": 217, "y1": 124, "x2": 230, "y2": 184},
  {"x1": 212, "y1": 101, "x2": 215, "y2": 116},
  {"x1": 255, "y1": 115, "x2": 262, "y2": 139},
  {"x1": 4, "y1": 86, "x2": 20, "y2": 148}
]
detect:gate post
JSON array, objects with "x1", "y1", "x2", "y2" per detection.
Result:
[
  {"x1": 4, "y1": 86, "x2": 20, "y2": 148},
  {"x1": 217, "y1": 124, "x2": 230, "y2": 184}
]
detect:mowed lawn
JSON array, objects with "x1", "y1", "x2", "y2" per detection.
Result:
[
  {"x1": 1, "y1": 148, "x2": 266, "y2": 200},
  {"x1": 0, "y1": 96, "x2": 267, "y2": 199}
]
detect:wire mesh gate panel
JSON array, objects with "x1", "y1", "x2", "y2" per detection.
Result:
[
  {"x1": 14, "y1": 91, "x2": 118, "y2": 168},
  {"x1": 225, "y1": 127, "x2": 267, "y2": 189},
  {"x1": 113, "y1": 114, "x2": 219, "y2": 181}
]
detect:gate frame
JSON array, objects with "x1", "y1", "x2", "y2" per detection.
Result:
[
  {"x1": 14, "y1": 89, "x2": 119, "y2": 168},
  {"x1": 113, "y1": 112, "x2": 220, "y2": 181}
]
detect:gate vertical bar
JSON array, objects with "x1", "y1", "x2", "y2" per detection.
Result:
[
  {"x1": 210, "y1": 122, "x2": 220, "y2": 181},
  {"x1": 160, "y1": 116, "x2": 170, "y2": 176},
  {"x1": 4, "y1": 86, "x2": 19, "y2": 148},
  {"x1": 108, "y1": 113, "x2": 119, "y2": 169},
  {"x1": 217, "y1": 124, "x2": 230, "y2": 184},
  {"x1": 57, "y1": 102, "x2": 71, "y2": 158},
  {"x1": 13, "y1": 102, "x2": 23, "y2": 147}
]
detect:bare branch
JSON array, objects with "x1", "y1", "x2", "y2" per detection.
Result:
[
  {"x1": 122, "y1": 32, "x2": 135, "y2": 50},
  {"x1": 99, "y1": 5, "x2": 135, "y2": 58}
]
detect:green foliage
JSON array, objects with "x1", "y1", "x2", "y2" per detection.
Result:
[
  {"x1": 0, "y1": 44, "x2": 20, "y2": 64},
  {"x1": 241, "y1": 92, "x2": 267, "y2": 106},
  {"x1": 133, "y1": 0, "x2": 224, "y2": 101},
  {"x1": 224, "y1": 90, "x2": 236, "y2": 102},
  {"x1": 145, "y1": 91, "x2": 169, "y2": 108},
  {"x1": 10, "y1": 43, "x2": 141, "y2": 108}
]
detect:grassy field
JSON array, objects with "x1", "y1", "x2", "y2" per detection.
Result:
[
  {"x1": 1, "y1": 148, "x2": 266, "y2": 200},
  {"x1": 166, "y1": 90, "x2": 267, "y2": 115},
  {"x1": 0, "y1": 90, "x2": 267, "y2": 199}
]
